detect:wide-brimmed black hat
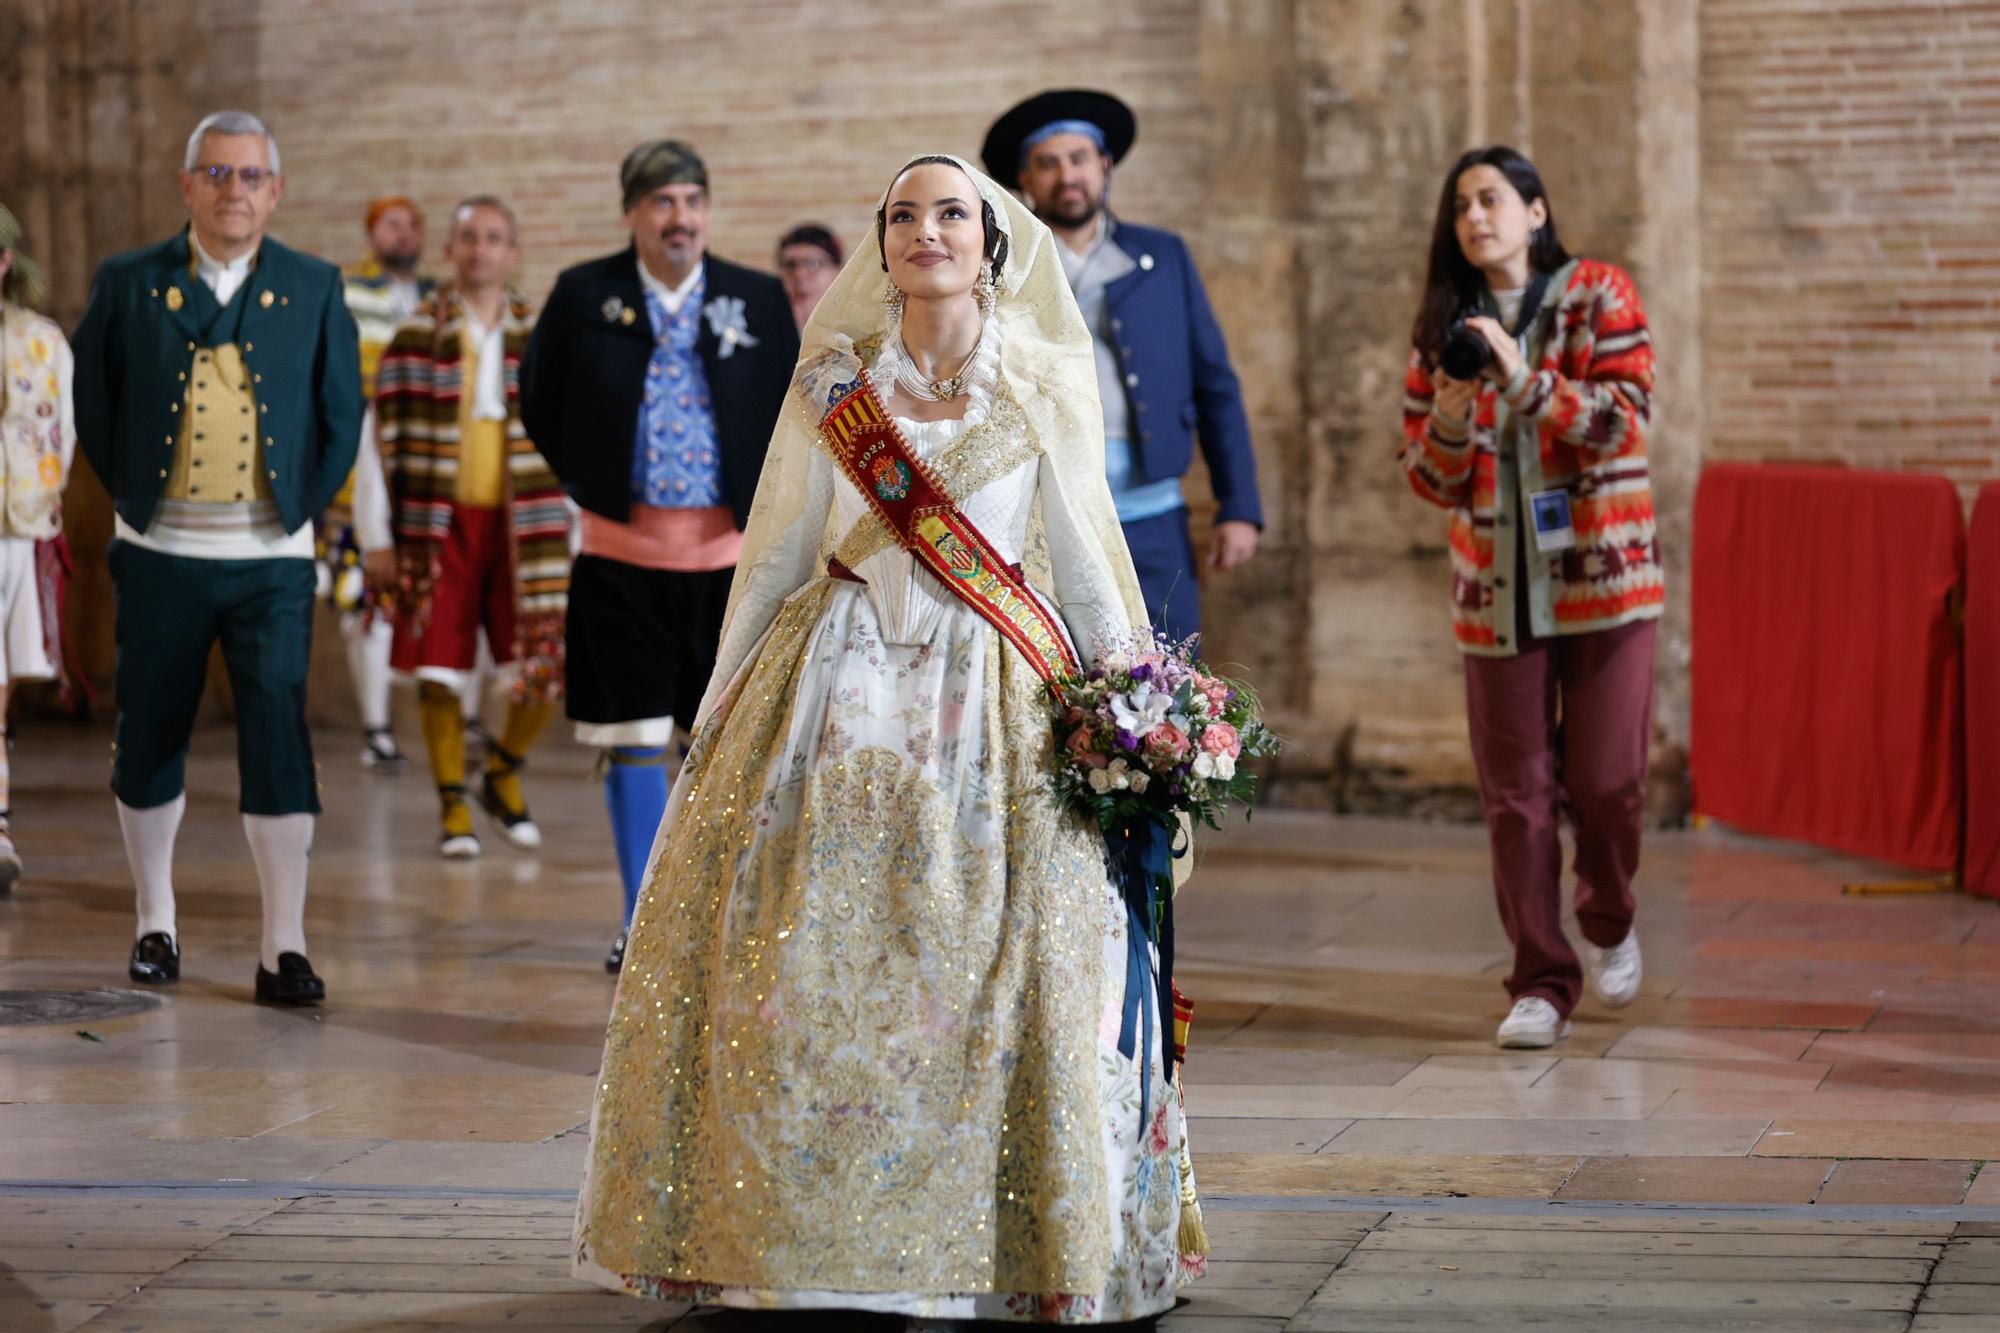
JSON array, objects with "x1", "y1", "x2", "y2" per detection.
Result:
[{"x1": 981, "y1": 89, "x2": 1136, "y2": 184}]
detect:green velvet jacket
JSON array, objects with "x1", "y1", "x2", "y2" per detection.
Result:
[{"x1": 71, "y1": 229, "x2": 362, "y2": 536}]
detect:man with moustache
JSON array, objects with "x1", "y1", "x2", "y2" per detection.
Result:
[
  {"x1": 984, "y1": 89, "x2": 1263, "y2": 644},
  {"x1": 522, "y1": 139, "x2": 796, "y2": 972},
  {"x1": 71, "y1": 109, "x2": 361, "y2": 1004}
]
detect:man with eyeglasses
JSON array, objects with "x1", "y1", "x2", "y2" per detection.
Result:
[
  {"x1": 71, "y1": 109, "x2": 361, "y2": 1006},
  {"x1": 775, "y1": 223, "x2": 842, "y2": 330}
]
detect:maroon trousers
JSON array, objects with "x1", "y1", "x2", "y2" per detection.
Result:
[{"x1": 1463, "y1": 618, "x2": 1657, "y2": 1017}]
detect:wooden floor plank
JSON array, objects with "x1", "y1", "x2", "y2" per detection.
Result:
[
  {"x1": 0, "y1": 1246, "x2": 197, "y2": 1273},
  {"x1": 153, "y1": 1258, "x2": 583, "y2": 1294},
  {"x1": 1355, "y1": 1227, "x2": 1944, "y2": 1258},
  {"x1": 1376, "y1": 1212, "x2": 1957, "y2": 1237},
  {"x1": 278, "y1": 1194, "x2": 577, "y2": 1218},
  {"x1": 85, "y1": 1285, "x2": 682, "y2": 1325},
  {"x1": 1333, "y1": 1248, "x2": 1934, "y2": 1284},
  {"x1": 240, "y1": 1213, "x2": 569, "y2": 1240},
  {"x1": 1299, "y1": 1274, "x2": 1921, "y2": 1314},
  {"x1": 199, "y1": 1233, "x2": 571, "y2": 1265}
]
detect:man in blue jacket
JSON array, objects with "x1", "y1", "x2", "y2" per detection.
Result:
[
  {"x1": 984, "y1": 89, "x2": 1263, "y2": 644},
  {"x1": 71, "y1": 110, "x2": 360, "y2": 1005}
]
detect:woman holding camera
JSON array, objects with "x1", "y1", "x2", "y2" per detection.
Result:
[{"x1": 1399, "y1": 146, "x2": 1663, "y2": 1049}]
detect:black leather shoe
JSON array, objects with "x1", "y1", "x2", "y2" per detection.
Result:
[
  {"x1": 604, "y1": 931, "x2": 626, "y2": 975},
  {"x1": 255, "y1": 952, "x2": 326, "y2": 1005},
  {"x1": 129, "y1": 932, "x2": 180, "y2": 984}
]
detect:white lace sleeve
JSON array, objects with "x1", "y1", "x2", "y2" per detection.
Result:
[
  {"x1": 1037, "y1": 447, "x2": 1137, "y2": 668},
  {"x1": 689, "y1": 437, "x2": 834, "y2": 733}
]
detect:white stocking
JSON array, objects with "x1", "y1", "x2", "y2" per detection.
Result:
[
  {"x1": 244, "y1": 813, "x2": 313, "y2": 970},
  {"x1": 118, "y1": 794, "x2": 185, "y2": 940}
]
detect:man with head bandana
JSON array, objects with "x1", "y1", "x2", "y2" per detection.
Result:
[
  {"x1": 984, "y1": 89, "x2": 1263, "y2": 644},
  {"x1": 522, "y1": 139, "x2": 797, "y2": 972}
]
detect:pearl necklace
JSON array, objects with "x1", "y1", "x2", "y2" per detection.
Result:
[{"x1": 894, "y1": 335, "x2": 979, "y2": 402}]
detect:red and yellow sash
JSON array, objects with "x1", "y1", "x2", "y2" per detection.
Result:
[{"x1": 820, "y1": 375, "x2": 1078, "y2": 693}]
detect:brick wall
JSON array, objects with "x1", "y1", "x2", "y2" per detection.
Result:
[
  {"x1": 1701, "y1": 0, "x2": 2000, "y2": 493},
  {"x1": 243, "y1": 0, "x2": 1207, "y2": 314}
]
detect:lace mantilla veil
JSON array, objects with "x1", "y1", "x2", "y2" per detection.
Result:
[{"x1": 689, "y1": 152, "x2": 1151, "y2": 735}]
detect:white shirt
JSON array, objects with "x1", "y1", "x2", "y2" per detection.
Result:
[
  {"x1": 390, "y1": 276, "x2": 423, "y2": 321},
  {"x1": 638, "y1": 256, "x2": 703, "y2": 316},
  {"x1": 460, "y1": 307, "x2": 507, "y2": 422},
  {"x1": 191, "y1": 231, "x2": 255, "y2": 308}
]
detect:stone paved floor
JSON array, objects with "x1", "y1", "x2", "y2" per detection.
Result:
[{"x1": 2, "y1": 724, "x2": 1998, "y2": 1329}]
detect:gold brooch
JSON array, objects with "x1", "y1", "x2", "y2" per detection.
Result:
[
  {"x1": 620, "y1": 308, "x2": 637, "y2": 326},
  {"x1": 164, "y1": 287, "x2": 184, "y2": 312},
  {"x1": 259, "y1": 290, "x2": 275, "y2": 309}
]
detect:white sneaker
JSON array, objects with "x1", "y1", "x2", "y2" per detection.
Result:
[
  {"x1": 1496, "y1": 996, "x2": 1569, "y2": 1049},
  {"x1": 1583, "y1": 931, "x2": 1643, "y2": 1009}
]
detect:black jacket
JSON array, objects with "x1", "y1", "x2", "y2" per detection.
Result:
[{"x1": 521, "y1": 247, "x2": 798, "y2": 528}]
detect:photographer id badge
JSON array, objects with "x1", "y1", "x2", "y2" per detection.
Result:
[{"x1": 1528, "y1": 488, "x2": 1576, "y2": 553}]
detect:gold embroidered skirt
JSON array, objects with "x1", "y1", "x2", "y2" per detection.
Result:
[{"x1": 573, "y1": 578, "x2": 1195, "y2": 1322}]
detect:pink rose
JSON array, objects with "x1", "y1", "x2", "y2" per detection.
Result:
[
  {"x1": 1201, "y1": 722, "x2": 1241, "y2": 757},
  {"x1": 1143, "y1": 724, "x2": 1191, "y2": 765}
]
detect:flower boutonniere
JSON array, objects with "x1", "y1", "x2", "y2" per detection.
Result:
[{"x1": 703, "y1": 295, "x2": 761, "y2": 359}]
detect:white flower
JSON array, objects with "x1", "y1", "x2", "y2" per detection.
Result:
[
  {"x1": 703, "y1": 295, "x2": 762, "y2": 359},
  {"x1": 1087, "y1": 767, "x2": 1113, "y2": 793},
  {"x1": 1192, "y1": 752, "x2": 1217, "y2": 780},
  {"x1": 1129, "y1": 771, "x2": 1150, "y2": 794},
  {"x1": 1110, "y1": 682, "x2": 1174, "y2": 737},
  {"x1": 1109, "y1": 758, "x2": 1132, "y2": 791},
  {"x1": 1213, "y1": 753, "x2": 1236, "y2": 781}
]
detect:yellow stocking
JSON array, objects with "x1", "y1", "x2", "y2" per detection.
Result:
[
  {"x1": 418, "y1": 681, "x2": 472, "y2": 837},
  {"x1": 484, "y1": 696, "x2": 554, "y2": 815}
]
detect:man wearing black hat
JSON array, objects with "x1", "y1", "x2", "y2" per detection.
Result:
[
  {"x1": 521, "y1": 139, "x2": 797, "y2": 973},
  {"x1": 984, "y1": 90, "x2": 1262, "y2": 645}
]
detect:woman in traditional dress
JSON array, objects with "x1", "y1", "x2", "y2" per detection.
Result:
[{"x1": 572, "y1": 153, "x2": 1201, "y2": 1322}]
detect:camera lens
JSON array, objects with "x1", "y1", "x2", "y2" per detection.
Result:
[{"x1": 1441, "y1": 322, "x2": 1491, "y2": 381}]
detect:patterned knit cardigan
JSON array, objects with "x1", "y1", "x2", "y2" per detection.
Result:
[
  {"x1": 374, "y1": 286, "x2": 570, "y2": 700},
  {"x1": 1399, "y1": 258, "x2": 1663, "y2": 655}
]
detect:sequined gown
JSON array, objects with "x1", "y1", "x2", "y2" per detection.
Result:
[{"x1": 572, "y1": 328, "x2": 1196, "y2": 1322}]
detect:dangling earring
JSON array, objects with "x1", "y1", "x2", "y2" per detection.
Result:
[
  {"x1": 975, "y1": 260, "x2": 997, "y2": 315},
  {"x1": 884, "y1": 282, "x2": 906, "y2": 317}
]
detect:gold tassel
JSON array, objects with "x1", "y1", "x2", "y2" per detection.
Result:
[{"x1": 1175, "y1": 1069, "x2": 1209, "y2": 1262}]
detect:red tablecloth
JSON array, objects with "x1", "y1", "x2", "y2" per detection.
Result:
[
  {"x1": 1691, "y1": 464, "x2": 1964, "y2": 870},
  {"x1": 1967, "y1": 482, "x2": 2000, "y2": 897}
]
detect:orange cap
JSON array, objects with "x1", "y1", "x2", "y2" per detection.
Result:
[{"x1": 364, "y1": 196, "x2": 423, "y2": 232}]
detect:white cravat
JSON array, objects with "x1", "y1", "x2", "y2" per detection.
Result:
[{"x1": 190, "y1": 232, "x2": 255, "y2": 307}]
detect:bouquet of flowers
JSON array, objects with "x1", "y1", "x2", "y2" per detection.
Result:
[
  {"x1": 1052, "y1": 630, "x2": 1279, "y2": 833},
  {"x1": 1049, "y1": 629, "x2": 1277, "y2": 1270}
]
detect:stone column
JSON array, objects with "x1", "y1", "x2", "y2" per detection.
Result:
[{"x1": 1271, "y1": 0, "x2": 1701, "y2": 817}]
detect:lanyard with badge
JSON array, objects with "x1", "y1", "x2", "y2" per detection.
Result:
[{"x1": 1504, "y1": 272, "x2": 1575, "y2": 556}]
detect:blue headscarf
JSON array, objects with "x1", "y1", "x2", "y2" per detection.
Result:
[{"x1": 1020, "y1": 119, "x2": 1108, "y2": 169}]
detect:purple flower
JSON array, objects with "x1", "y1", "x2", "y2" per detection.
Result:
[
  {"x1": 1116, "y1": 729, "x2": 1141, "y2": 752},
  {"x1": 1130, "y1": 662, "x2": 1154, "y2": 683}
]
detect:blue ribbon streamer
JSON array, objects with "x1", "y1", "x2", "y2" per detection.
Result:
[{"x1": 1110, "y1": 817, "x2": 1177, "y2": 1134}]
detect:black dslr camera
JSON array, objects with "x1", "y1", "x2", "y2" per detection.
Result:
[{"x1": 1440, "y1": 315, "x2": 1492, "y2": 381}]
